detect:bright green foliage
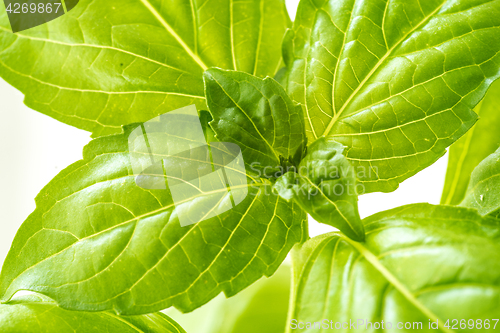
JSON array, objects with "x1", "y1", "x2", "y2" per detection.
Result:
[
  {"x1": 166, "y1": 264, "x2": 290, "y2": 333},
  {"x1": 204, "y1": 68, "x2": 306, "y2": 173},
  {"x1": 282, "y1": 0, "x2": 500, "y2": 193},
  {"x1": 288, "y1": 204, "x2": 500, "y2": 333},
  {"x1": 0, "y1": 0, "x2": 290, "y2": 137},
  {"x1": 274, "y1": 138, "x2": 364, "y2": 241},
  {"x1": 0, "y1": 294, "x2": 186, "y2": 333},
  {"x1": 460, "y1": 148, "x2": 500, "y2": 217},
  {"x1": 442, "y1": 79, "x2": 500, "y2": 205},
  {"x1": 3, "y1": 0, "x2": 500, "y2": 330},
  {"x1": 0, "y1": 120, "x2": 306, "y2": 315}
]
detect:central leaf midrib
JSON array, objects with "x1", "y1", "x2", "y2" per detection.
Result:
[
  {"x1": 105, "y1": 189, "x2": 264, "y2": 305},
  {"x1": 0, "y1": 182, "x2": 258, "y2": 300},
  {"x1": 322, "y1": 1, "x2": 446, "y2": 137},
  {"x1": 0, "y1": 55, "x2": 204, "y2": 102},
  {"x1": 15, "y1": 184, "x2": 281, "y2": 312},
  {"x1": 0, "y1": 25, "x2": 198, "y2": 77},
  {"x1": 341, "y1": 235, "x2": 453, "y2": 333},
  {"x1": 252, "y1": 0, "x2": 265, "y2": 75},
  {"x1": 302, "y1": 177, "x2": 358, "y2": 234},
  {"x1": 139, "y1": 0, "x2": 208, "y2": 71}
]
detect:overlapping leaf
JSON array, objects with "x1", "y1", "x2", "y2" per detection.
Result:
[
  {"x1": 274, "y1": 137, "x2": 364, "y2": 241},
  {"x1": 0, "y1": 0, "x2": 290, "y2": 137},
  {"x1": 204, "y1": 68, "x2": 306, "y2": 173},
  {"x1": 0, "y1": 294, "x2": 185, "y2": 333},
  {"x1": 289, "y1": 204, "x2": 500, "y2": 333},
  {"x1": 282, "y1": 0, "x2": 500, "y2": 193},
  {"x1": 460, "y1": 147, "x2": 500, "y2": 217},
  {"x1": 0, "y1": 117, "x2": 306, "y2": 315},
  {"x1": 442, "y1": 79, "x2": 500, "y2": 205}
]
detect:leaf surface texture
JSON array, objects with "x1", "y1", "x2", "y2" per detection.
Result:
[
  {"x1": 0, "y1": 0, "x2": 290, "y2": 137},
  {"x1": 0, "y1": 118, "x2": 306, "y2": 314},
  {"x1": 204, "y1": 68, "x2": 306, "y2": 173},
  {"x1": 282, "y1": 0, "x2": 500, "y2": 192},
  {"x1": 289, "y1": 204, "x2": 500, "y2": 332}
]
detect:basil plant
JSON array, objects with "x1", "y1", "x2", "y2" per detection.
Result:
[{"x1": 1, "y1": 0, "x2": 500, "y2": 331}]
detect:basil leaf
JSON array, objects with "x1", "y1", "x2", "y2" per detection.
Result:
[
  {"x1": 0, "y1": 0, "x2": 290, "y2": 137},
  {"x1": 442, "y1": 79, "x2": 500, "y2": 205},
  {"x1": 166, "y1": 263, "x2": 290, "y2": 333},
  {"x1": 0, "y1": 119, "x2": 306, "y2": 314},
  {"x1": 282, "y1": 0, "x2": 500, "y2": 193},
  {"x1": 274, "y1": 138, "x2": 364, "y2": 241},
  {"x1": 204, "y1": 68, "x2": 306, "y2": 173},
  {"x1": 288, "y1": 204, "x2": 500, "y2": 333},
  {"x1": 460, "y1": 147, "x2": 500, "y2": 217},
  {"x1": 0, "y1": 294, "x2": 185, "y2": 333}
]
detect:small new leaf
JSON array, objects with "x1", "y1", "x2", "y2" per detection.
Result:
[
  {"x1": 274, "y1": 138, "x2": 364, "y2": 241},
  {"x1": 204, "y1": 68, "x2": 307, "y2": 174}
]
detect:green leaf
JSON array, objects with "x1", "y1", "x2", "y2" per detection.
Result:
[
  {"x1": 0, "y1": 116, "x2": 306, "y2": 315},
  {"x1": 274, "y1": 137, "x2": 364, "y2": 241},
  {"x1": 204, "y1": 68, "x2": 307, "y2": 173},
  {"x1": 282, "y1": 0, "x2": 500, "y2": 193},
  {"x1": 460, "y1": 147, "x2": 500, "y2": 217},
  {"x1": 166, "y1": 263, "x2": 291, "y2": 333},
  {"x1": 0, "y1": 294, "x2": 186, "y2": 333},
  {"x1": 442, "y1": 79, "x2": 500, "y2": 205},
  {"x1": 288, "y1": 204, "x2": 500, "y2": 333},
  {"x1": 0, "y1": 0, "x2": 290, "y2": 137}
]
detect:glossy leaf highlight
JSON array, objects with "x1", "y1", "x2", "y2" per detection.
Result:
[{"x1": 282, "y1": 0, "x2": 500, "y2": 192}]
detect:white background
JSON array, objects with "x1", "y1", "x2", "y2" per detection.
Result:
[{"x1": 0, "y1": 0, "x2": 448, "y2": 268}]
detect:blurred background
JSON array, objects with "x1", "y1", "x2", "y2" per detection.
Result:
[{"x1": 0, "y1": 0, "x2": 448, "y2": 270}]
